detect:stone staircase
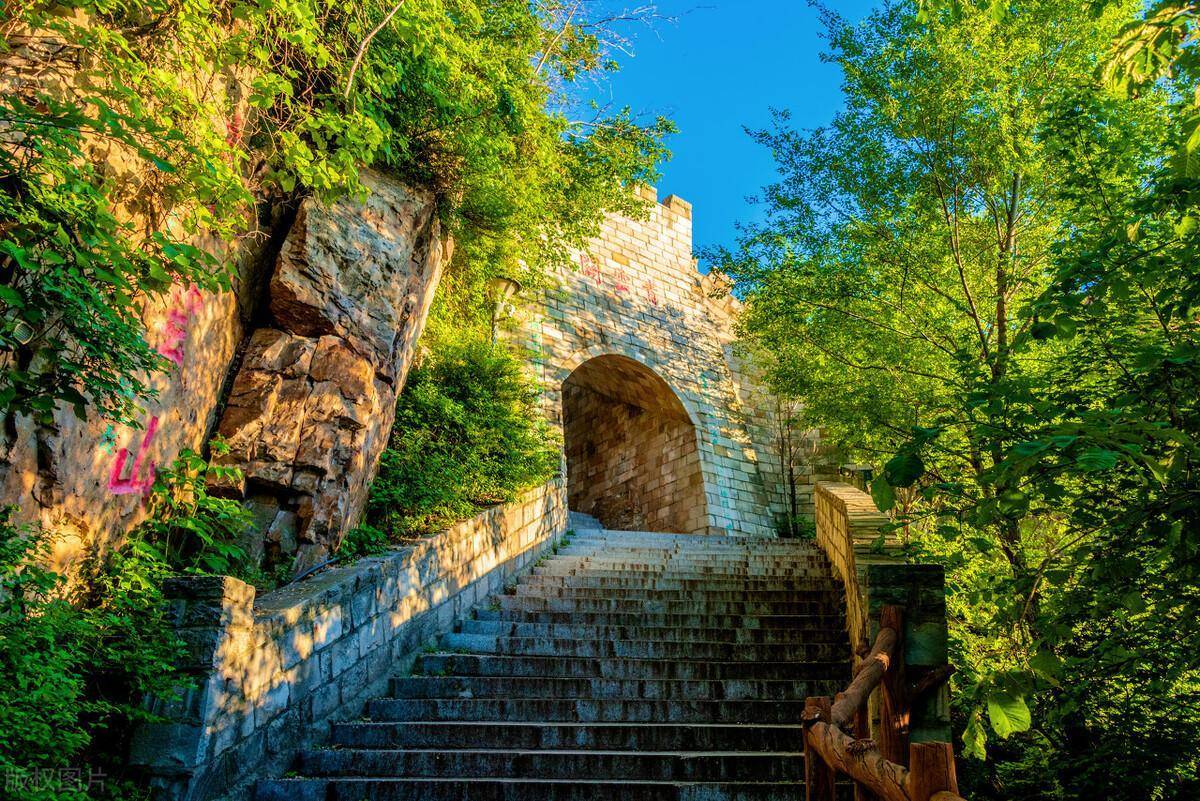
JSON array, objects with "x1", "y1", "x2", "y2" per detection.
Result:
[{"x1": 257, "y1": 516, "x2": 851, "y2": 801}]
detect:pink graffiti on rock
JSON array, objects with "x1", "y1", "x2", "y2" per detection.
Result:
[
  {"x1": 108, "y1": 415, "x2": 159, "y2": 496},
  {"x1": 157, "y1": 285, "x2": 204, "y2": 366}
]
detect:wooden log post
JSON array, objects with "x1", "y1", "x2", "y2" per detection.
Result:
[
  {"x1": 907, "y1": 742, "x2": 959, "y2": 801},
  {"x1": 804, "y1": 697, "x2": 837, "y2": 801},
  {"x1": 805, "y1": 721, "x2": 910, "y2": 801},
  {"x1": 831, "y1": 624, "x2": 899, "y2": 731},
  {"x1": 853, "y1": 701, "x2": 880, "y2": 801},
  {"x1": 878, "y1": 605, "x2": 909, "y2": 765}
]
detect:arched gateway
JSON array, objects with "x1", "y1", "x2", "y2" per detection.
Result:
[
  {"x1": 562, "y1": 354, "x2": 708, "y2": 533},
  {"x1": 513, "y1": 187, "x2": 808, "y2": 537}
]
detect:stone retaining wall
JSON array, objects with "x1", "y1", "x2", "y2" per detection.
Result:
[
  {"x1": 814, "y1": 481, "x2": 893, "y2": 649},
  {"x1": 130, "y1": 479, "x2": 568, "y2": 801},
  {"x1": 813, "y1": 480, "x2": 950, "y2": 743}
]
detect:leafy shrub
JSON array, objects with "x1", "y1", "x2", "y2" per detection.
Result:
[
  {"x1": 337, "y1": 523, "x2": 390, "y2": 561},
  {"x1": 0, "y1": 506, "x2": 182, "y2": 801},
  {"x1": 363, "y1": 337, "x2": 559, "y2": 537},
  {"x1": 132, "y1": 443, "x2": 254, "y2": 577},
  {"x1": 0, "y1": 446, "x2": 258, "y2": 799},
  {"x1": 0, "y1": 510, "x2": 92, "y2": 801}
]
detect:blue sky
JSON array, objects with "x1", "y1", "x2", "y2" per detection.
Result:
[{"x1": 585, "y1": 1, "x2": 878, "y2": 259}]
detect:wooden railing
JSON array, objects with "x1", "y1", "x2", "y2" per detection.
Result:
[{"x1": 803, "y1": 605, "x2": 962, "y2": 801}]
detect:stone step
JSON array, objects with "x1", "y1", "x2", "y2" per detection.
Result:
[
  {"x1": 414, "y1": 653, "x2": 849, "y2": 681},
  {"x1": 519, "y1": 575, "x2": 839, "y2": 591},
  {"x1": 555, "y1": 536, "x2": 819, "y2": 549},
  {"x1": 564, "y1": 533, "x2": 809, "y2": 545},
  {"x1": 556, "y1": 541, "x2": 822, "y2": 552},
  {"x1": 459, "y1": 619, "x2": 845, "y2": 643},
  {"x1": 365, "y1": 697, "x2": 812, "y2": 724},
  {"x1": 296, "y1": 748, "x2": 807, "y2": 781},
  {"x1": 546, "y1": 553, "x2": 829, "y2": 566},
  {"x1": 512, "y1": 586, "x2": 838, "y2": 602},
  {"x1": 440, "y1": 633, "x2": 844, "y2": 662},
  {"x1": 494, "y1": 596, "x2": 839, "y2": 615},
  {"x1": 258, "y1": 525, "x2": 854, "y2": 801},
  {"x1": 387, "y1": 676, "x2": 836, "y2": 702},
  {"x1": 472, "y1": 609, "x2": 845, "y2": 631},
  {"x1": 532, "y1": 566, "x2": 829, "y2": 580},
  {"x1": 330, "y1": 721, "x2": 809, "y2": 751},
  {"x1": 257, "y1": 777, "x2": 811, "y2": 801},
  {"x1": 568, "y1": 512, "x2": 603, "y2": 530},
  {"x1": 552, "y1": 544, "x2": 825, "y2": 556}
]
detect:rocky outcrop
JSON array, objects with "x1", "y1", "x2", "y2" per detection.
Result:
[{"x1": 213, "y1": 171, "x2": 451, "y2": 573}]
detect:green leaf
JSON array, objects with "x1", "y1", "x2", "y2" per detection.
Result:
[
  {"x1": 1030, "y1": 321, "x2": 1057, "y2": 340},
  {"x1": 1029, "y1": 650, "x2": 1062, "y2": 686},
  {"x1": 997, "y1": 488, "x2": 1029, "y2": 518},
  {"x1": 1075, "y1": 448, "x2": 1119, "y2": 472},
  {"x1": 883, "y1": 452, "x2": 924, "y2": 487},
  {"x1": 0, "y1": 285, "x2": 24, "y2": 308},
  {"x1": 963, "y1": 709, "x2": 987, "y2": 759},
  {"x1": 871, "y1": 476, "x2": 896, "y2": 513},
  {"x1": 987, "y1": 692, "x2": 1031, "y2": 739}
]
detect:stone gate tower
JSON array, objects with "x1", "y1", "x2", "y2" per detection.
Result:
[{"x1": 515, "y1": 187, "x2": 811, "y2": 538}]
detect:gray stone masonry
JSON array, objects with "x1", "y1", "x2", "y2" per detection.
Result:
[
  {"x1": 256, "y1": 528, "x2": 853, "y2": 800},
  {"x1": 129, "y1": 480, "x2": 567, "y2": 801},
  {"x1": 813, "y1": 481, "x2": 951, "y2": 744}
]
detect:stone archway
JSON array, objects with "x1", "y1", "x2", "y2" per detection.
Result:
[{"x1": 562, "y1": 354, "x2": 709, "y2": 533}]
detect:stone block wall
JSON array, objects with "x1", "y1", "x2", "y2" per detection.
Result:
[
  {"x1": 813, "y1": 480, "x2": 950, "y2": 744},
  {"x1": 814, "y1": 481, "x2": 894, "y2": 650},
  {"x1": 130, "y1": 479, "x2": 568, "y2": 801},
  {"x1": 515, "y1": 188, "x2": 777, "y2": 537},
  {"x1": 700, "y1": 270, "x2": 835, "y2": 529},
  {"x1": 563, "y1": 382, "x2": 706, "y2": 533}
]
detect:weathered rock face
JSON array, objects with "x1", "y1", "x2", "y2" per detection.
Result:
[
  {"x1": 213, "y1": 171, "x2": 451, "y2": 573},
  {"x1": 0, "y1": 238, "x2": 257, "y2": 572}
]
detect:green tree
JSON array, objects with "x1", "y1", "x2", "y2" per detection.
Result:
[{"x1": 713, "y1": 1, "x2": 1199, "y2": 797}]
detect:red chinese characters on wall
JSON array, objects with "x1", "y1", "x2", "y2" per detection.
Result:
[
  {"x1": 577, "y1": 253, "x2": 665, "y2": 308},
  {"x1": 640, "y1": 279, "x2": 659, "y2": 308},
  {"x1": 579, "y1": 253, "x2": 603, "y2": 283},
  {"x1": 108, "y1": 415, "x2": 159, "y2": 495}
]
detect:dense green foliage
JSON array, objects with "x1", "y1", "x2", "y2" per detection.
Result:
[
  {"x1": 715, "y1": 1, "x2": 1199, "y2": 798},
  {"x1": 0, "y1": 513, "x2": 178, "y2": 801},
  {"x1": 0, "y1": 0, "x2": 671, "y2": 428},
  {"x1": 0, "y1": 447, "x2": 258, "y2": 800},
  {"x1": 360, "y1": 335, "x2": 559, "y2": 539}
]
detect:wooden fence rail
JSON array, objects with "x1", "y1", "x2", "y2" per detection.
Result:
[{"x1": 803, "y1": 604, "x2": 963, "y2": 801}]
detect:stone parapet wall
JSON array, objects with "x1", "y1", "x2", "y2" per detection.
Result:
[
  {"x1": 815, "y1": 481, "x2": 891, "y2": 649},
  {"x1": 813, "y1": 480, "x2": 950, "y2": 743},
  {"x1": 130, "y1": 479, "x2": 568, "y2": 801}
]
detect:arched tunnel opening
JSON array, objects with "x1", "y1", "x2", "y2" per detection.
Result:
[{"x1": 562, "y1": 354, "x2": 709, "y2": 533}]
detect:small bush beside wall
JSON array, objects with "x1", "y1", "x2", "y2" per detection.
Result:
[
  {"x1": 359, "y1": 336, "x2": 559, "y2": 541},
  {"x1": 0, "y1": 449, "x2": 257, "y2": 801}
]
